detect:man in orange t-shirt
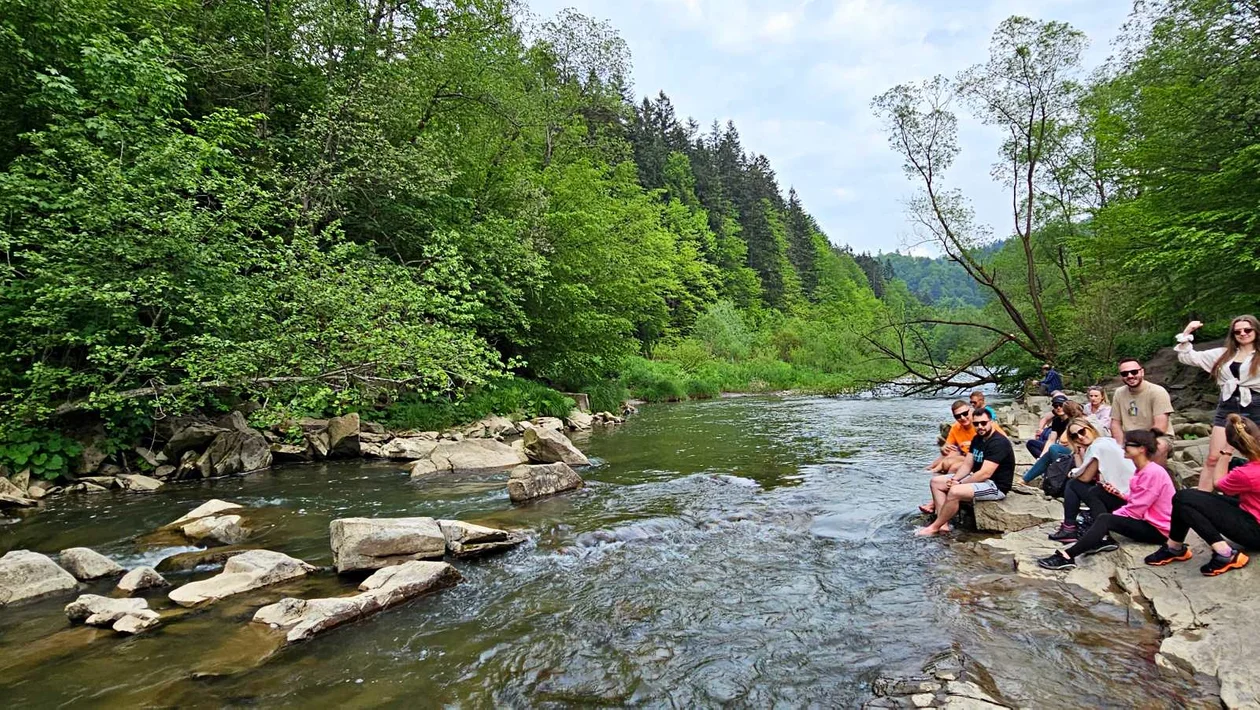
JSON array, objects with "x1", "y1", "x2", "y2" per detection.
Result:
[{"x1": 927, "y1": 400, "x2": 977, "y2": 474}]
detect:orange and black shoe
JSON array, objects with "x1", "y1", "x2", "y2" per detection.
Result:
[
  {"x1": 1200, "y1": 550, "x2": 1249, "y2": 577},
  {"x1": 1144, "y1": 544, "x2": 1193, "y2": 566}
]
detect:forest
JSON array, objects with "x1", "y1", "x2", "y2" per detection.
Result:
[{"x1": 1, "y1": 0, "x2": 1257, "y2": 476}]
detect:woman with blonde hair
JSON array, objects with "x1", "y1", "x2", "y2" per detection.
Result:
[
  {"x1": 1145, "y1": 413, "x2": 1260, "y2": 576},
  {"x1": 1046, "y1": 417, "x2": 1136, "y2": 543},
  {"x1": 1084, "y1": 386, "x2": 1112, "y2": 432},
  {"x1": 1176, "y1": 315, "x2": 1260, "y2": 491}
]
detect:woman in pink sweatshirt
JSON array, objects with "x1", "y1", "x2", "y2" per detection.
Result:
[
  {"x1": 1038, "y1": 429, "x2": 1175, "y2": 570},
  {"x1": 1144, "y1": 413, "x2": 1260, "y2": 576}
]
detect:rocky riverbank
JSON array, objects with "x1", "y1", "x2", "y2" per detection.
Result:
[
  {"x1": 933, "y1": 395, "x2": 1251, "y2": 708},
  {"x1": 0, "y1": 404, "x2": 629, "y2": 514}
]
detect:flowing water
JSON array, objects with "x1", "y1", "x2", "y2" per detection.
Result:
[{"x1": 0, "y1": 396, "x2": 1212, "y2": 708}]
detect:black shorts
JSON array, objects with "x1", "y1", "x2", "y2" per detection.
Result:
[{"x1": 1214, "y1": 395, "x2": 1260, "y2": 427}]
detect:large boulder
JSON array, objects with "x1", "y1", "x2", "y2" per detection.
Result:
[
  {"x1": 182, "y1": 514, "x2": 249, "y2": 546},
  {"x1": 170, "y1": 499, "x2": 243, "y2": 526},
  {"x1": 163, "y1": 422, "x2": 228, "y2": 458},
  {"x1": 167, "y1": 550, "x2": 314, "y2": 607},
  {"x1": 329, "y1": 517, "x2": 445, "y2": 573},
  {"x1": 58, "y1": 548, "x2": 124, "y2": 581},
  {"x1": 117, "y1": 566, "x2": 168, "y2": 593},
  {"x1": 0, "y1": 550, "x2": 79, "y2": 605},
  {"x1": 565, "y1": 409, "x2": 594, "y2": 432},
  {"x1": 428, "y1": 439, "x2": 529, "y2": 472},
  {"x1": 64, "y1": 594, "x2": 161, "y2": 634},
  {"x1": 972, "y1": 494, "x2": 1062, "y2": 533},
  {"x1": 507, "y1": 462, "x2": 584, "y2": 503},
  {"x1": 523, "y1": 428, "x2": 590, "y2": 466},
  {"x1": 437, "y1": 520, "x2": 526, "y2": 558},
  {"x1": 253, "y1": 560, "x2": 461, "y2": 644},
  {"x1": 380, "y1": 437, "x2": 439, "y2": 461},
  {"x1": 326, "y1": 413, "x2": 361, "y2": 458},
  {"x1": 196, "y1": 429, "x2": 272, "y2": 477}
]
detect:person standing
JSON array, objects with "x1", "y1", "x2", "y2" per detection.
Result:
[
  {"x1": 1039, "y1": 363, "x2": 1063, "y2": 395},
  {"x1": 917, "y1": 408, "x2": 1015, "y2": 537},
  {"x1": 1144, "y1": 413, "x2": 1259, "y2": 576},
  {"x1": 1111, "y1": 358, "x2": 1175, "y2": 465},
  {"x1": 1174, "y1": 316, "x2": 1260, "y2": 492}
]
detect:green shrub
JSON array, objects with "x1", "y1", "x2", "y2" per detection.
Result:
[
  {"x1": 585, "y1": 380, "x2": 630, "y2": 413},
  {"x1": 693, "y1": 301, "x2": 753, "y2": 360},
  {"x1": 684, "y1": 376, "x2": 720, "y2": 399},
  {"x1": 377, "y1": 377, "x2": 573, "y2": 431},
  {"x1": 0, "y1": 428, "x2": 83, "y2": 481}
]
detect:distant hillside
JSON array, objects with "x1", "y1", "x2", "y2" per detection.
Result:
[{"x1": 879, "y1": 252, "x2": 989, "y2": 308}]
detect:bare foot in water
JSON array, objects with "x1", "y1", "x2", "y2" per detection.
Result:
[{"x1": 914, "y1": 524, "x2": 951, "y2": 537}]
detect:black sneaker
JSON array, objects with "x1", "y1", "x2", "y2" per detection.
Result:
[
  {"x1": 1200, "y1": 550, "x2": 1249, "y2": 577},
  {"x1": 1078, "y1": 536, "x2": 1119, "y2": 557},
  {"x1": 1048, "y1": 524, "x2": 1078, "y2": 543},
  {"x1": 1144, "y1": 544, "x2": 1192, "y2": 566},
  {"x1": 1036, "y1": 552, "x2": 1077, "y2": 570},
  {"x1": 1076, "y1": 512, "x2": 1094, "y2": 529}
]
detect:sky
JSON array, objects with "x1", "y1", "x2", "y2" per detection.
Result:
[{"x1": 525, "y1": 0, "x2": 1134, "y2": 256}]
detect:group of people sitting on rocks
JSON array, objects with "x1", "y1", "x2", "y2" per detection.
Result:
[{"x1": 916, "y1": 315, "x2": 1260, "y2": 579}]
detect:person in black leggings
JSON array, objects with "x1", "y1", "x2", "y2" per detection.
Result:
[
  {"x1": 1145, "y1": 413, "x2": 1260, "y2": 576},
  {"x1": 1038, "y1": 429, "x2": 1175, "y2": 570}
]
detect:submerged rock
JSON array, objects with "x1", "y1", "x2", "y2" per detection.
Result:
[
  {"x1": 0, "y1": 550, "x2": 79, "y2": 606},
  {"x1": 167, "y1": 550, "x2": 315, "y2": 607},
  {"x1": 437, "y1": 520, "x2": 525, "y2": 558},
  {"x1": 522, "y1": 427, "x2": 590, "y2": 466},
  {"x1": 155, "y1": 546, "x2": 256, "y2": 573},
  {"x1": 253, "y1": 561, "x2": 461, "y2": 644},
  {"x1": 507, "y1": 462, "x2": 584, "y2": 503},
  {"x1": 117, "y1": 566, "x2": 168, "y2": 593},
  {"x1": 65, "y1": 594, "x2": 160, "y2": 633},
  {"x1": 329, "y1": 517, "x2": 445, "y2": 573},
  {"x1": 58, "y1": 548, "x2": 124, "y2": 581},
  {"x1": 170, "y1": 499, "x2": 244, "y2": 527}
]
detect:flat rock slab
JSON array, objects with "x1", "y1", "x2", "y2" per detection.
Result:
[
  {"x1": 59, "y1": 547, "x2": 125, "y2": 580},
  {"x1": 429, "y1": 439, "x2": 529, "y2": 472},
  {"x1": 253, "y1": 560, "x2": 462, "y2": 644},
  {"x1": 0, "y1": 550, "x2": 79, "y2": 606},
  {"x1": 168, "y1": 550, "x2": 314, "y2": 607},
  {"x1": 329, "y1": 517, "x2": 446, "y2": 573},
  {"x1": 972, "y1": 493, "x2": 1061, "y2": 533},
  {"x1": 507, "y1": 462, "x2": 584, "y2": 503},
  {"x1": 981, "y1": 524, "x2": 1260, "y2": 708}
]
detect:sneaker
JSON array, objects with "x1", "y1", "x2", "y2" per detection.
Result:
[
  {"x1": 1144, "y1": 544, "x2": 1193, "y2": 566},
  {"x1": 1048, "y1": 524, "x2": 1078, "y2": 543},
  {"x1": 1076, "y1": 512, "x2": 1094, "y2": 529},
  {"x1": 1077, "y1": 536, "x2": 1119, "y2": 557},
  {"x1": 1036, "y1": 552, "x2": 1077, "y2": 570},
  {"x1": 1200, "y1": 550, "x2": 1250, "y2": 577}
]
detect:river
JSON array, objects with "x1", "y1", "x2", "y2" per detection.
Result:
[{"x1": 0, "y1": 395, "x2": 1212, "y2": 707}]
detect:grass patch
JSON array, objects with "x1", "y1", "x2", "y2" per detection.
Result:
[{"x1": 377, "y1": 377, "x2": 574, "y2": 432}]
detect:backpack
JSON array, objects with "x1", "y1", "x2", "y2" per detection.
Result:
[{"x1": 1041, "y1": 450, "x2": 1075, "y2": 498}]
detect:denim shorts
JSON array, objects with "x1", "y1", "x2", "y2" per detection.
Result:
[{"x1": 1213, "y1": 395, "x2": 1260, "y2": 427}]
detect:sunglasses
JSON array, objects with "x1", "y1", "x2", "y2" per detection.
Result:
[
  {"x1": 1069, "y1": 428, "x2": 1089, "y2": 440},
  {"x1": 1235, "y1": 327, "x2": 1256, "y2": 336},
  {"x1": 973, "y1": 419, "x2": 992, "y2": 426},
  {"x1": 1120, "y1": 369, "x2": 1141, "y2": 377},
  {"x1": 1123, "y1": 441, "x2": 1143, "y2": 449},
  {"x1": 953, "y1": 411, "x2": 971, "y2": 420}
]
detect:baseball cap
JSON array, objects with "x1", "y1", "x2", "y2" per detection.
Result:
[{"x1": 1051, "y1": 394, "x2": 1069, "y2": 405}]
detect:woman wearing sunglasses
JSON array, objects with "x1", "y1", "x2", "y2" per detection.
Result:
[
  {"x1": 1144, "y1": 413, "x2": 1259, "y2": 576},
  {"x1": 1037, "y1": 429, "x2": 1174, "y2": 570},
  {"x1": 1176, "y1": 315, "x2": 1260, "y2": 492},
  {"x1": 1045, "y1": 417, "x2": 1136, "y2": 543}
]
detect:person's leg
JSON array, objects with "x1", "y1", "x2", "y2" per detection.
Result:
[
  {"x1": 1198, "y1": 426, "x2": 1229, "y2": 492},
  {"x1": 1063, "y1": 514, "x2": 1162, "y2": 557},
  {"x1": 926, "y1": 454, "x2": 946, "y2": 472},
  {"x1": 1098, "y1": 515, "x2": 1166, "y2": 545},
  {"x1": 1079, "y1": 484, "x2": 1124, "y2": 516},
  {"x1": 1023, "y1": 443, "x2": 1069, "y2": 483},
  {"x1": 922, "y1": 474, "x2": 951, "y2": 514},
  {"x1": 945, "y1": 455, "x2": 969, "y2": 474},
  {"x1": 1061, "y1": 479, "x2": 1088, "y2": 525},
  {"x1": 1171, "y1": 489, "x2": 1260, "y2": 553},
  {"x1": 1026, "y1": 438, "x2": 1046, "y2": 459},
  {"x1": 918, "y1": 483, "x2": 976, "y2": 536}
]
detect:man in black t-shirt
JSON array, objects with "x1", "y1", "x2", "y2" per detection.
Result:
[{"x1": 917, "y1": 407, "x2": 1016, "y2": 536}]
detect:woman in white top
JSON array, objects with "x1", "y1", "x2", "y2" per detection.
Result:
[
  {"x1": 1047, "y1": 417, "x2": 1137, "y2": 543},
  {"x1": 1177, "y1": 316, "x2": 1260, "y2": 491},
  {"x1": 1084, "y1": 386, "x2": 1112, "y2": 433}
]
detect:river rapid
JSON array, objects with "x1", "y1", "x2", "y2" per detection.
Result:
[{"x1": 0, "y1": 395, "x2": 1212, "y2": 708}]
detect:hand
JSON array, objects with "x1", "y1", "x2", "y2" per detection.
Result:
[
  {"x1": 945, "y1": 444, "x2": 959, "y2": 455},
  {"x1": 1184, "y1": 320, "x2": 1202, "y2": 334},
  {"x1": 945, "y1": 477, "x2": 957, "y2": 488}
]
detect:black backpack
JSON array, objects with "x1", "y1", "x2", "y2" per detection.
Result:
[{"x1": 1041, "y1": 450, "x2": 1075, "y2": 498}]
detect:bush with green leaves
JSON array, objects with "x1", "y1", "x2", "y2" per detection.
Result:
[
  {"x1": 0, "y1": 428, "x2": 83, "y2": 481},
  {"x1": 378, "y1": 378, "x2": 574, "y2": 432}
]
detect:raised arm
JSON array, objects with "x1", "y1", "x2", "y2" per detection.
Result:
[{"x1": 1175, "y1": 321, "x2": 1226, "y2": 372}]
